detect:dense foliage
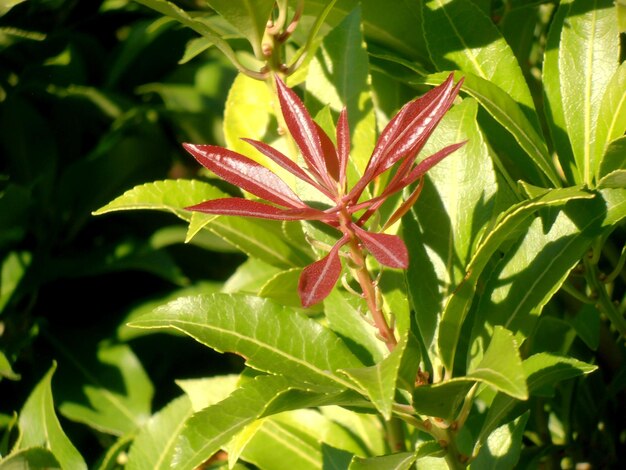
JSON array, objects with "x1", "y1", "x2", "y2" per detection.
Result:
[{"x1": 1, "y1": 0, "x2": 625, "y2": 469}]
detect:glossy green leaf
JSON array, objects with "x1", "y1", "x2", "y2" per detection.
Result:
[
  {"x1": 223, "y1": 258, "x2": 284, "y2": 294},
  {"x1": 340, "y1": 334, "x2": 407, "y2": 420},
  {"x1": 412, "y1": 379, "x2": 472, "y2": 420},
  {"x1": 176, "y1": 374, "x2": 240, "y2": 412},
  {"x1": 436, "y1": 186, "x2": 594, "y2": 371},
  {"x1": 324, "y1": 291, "x2": 387, "y2": 365},
  {"x1": 93, "y1": 179, "x2": 226, "y2": 220},
  {"x1": 417, "y1": 72, "x2": 558, "y2": 186},
  {"x1": 55, "y1": 342, "x2": 153, "y2": 436},
  {"x1": 17, "y1": 364, "x2": 87, "y2": 470},
  {"x1": 476, "y1": 353, "x2": 596, "y2": 447},
  {"x1": 0, "y1": 351, "x2": 19, "y2": 381},
  {"x1": 405, "y1": 97, "x2": 497, "y2": 363},
  {"x1": 600, "y1": 136, "x2": 626, "y2": 176},
  {"x1": 129, "y1": 294, "x2": 363, "y2": 390},
  {"x1": 171, "y1": 375, "x2": 360, "y2": 470},
  {"x1": 0, "y1": 447, "x2": 60, "y2": 469},
  {"x1": 471, "y1": 412, "x2": 529, "y2": 470},
  {"x1": 223, "y1": 74, "x2": 284, "y2": 172},
  {"x1": 0, "y1": 251, "x2": 30, "y2": 315},
  {"x1": 234, "y1": 410, "x2": 367, "y2": 470},
  {"x1": 134, "y1": 0, "x2": 246, "y2": 74},
  {"x1": 470, "y1": 188, "x2": 626, "y2": 366},
  {"x1": 208, "y1": 216, "x2": 312, "y2": 269},
  {"x1": 320, "y1": 406, "x2": 387, "y2": 456},
  {"x1": 568, "y1": 305, "x2": 600, "y2": 351},
  {"x1": 599, "y1": 170, "x2": 626, "y2": 189},
  {"x1": 559, "y1": 0, "x2": 619, "y2": 185},
  {"x1": 205, "y1": 0, "x2": 274, "y2": 59},
  {"x1": 126, "y1": 395, "x2": 193, "y2": 470},
  {"x1": 467, "y1": 327, "x2": 526, "y2": 400},
  {"x1": 258, "y1": 268, "x2": 304, "y2": 308},
  {"x1": 304, "y1": 0, "x2": 430, "y2": 64},
  {"x1": 305, "y1": 6, "x2": 376, "y2": 174},
  {"x1": 543, "y1": 0, "x2": 576, "y2": 181},
  {"x1": 594, "y1": 62, "x2": 626, "y2": 179},
  {"x1": 349, "y1": 451, "x2": 417, "y2": 470},
  {"x1": 421, "y1": 0, "x2": 535, "y2": 114}
]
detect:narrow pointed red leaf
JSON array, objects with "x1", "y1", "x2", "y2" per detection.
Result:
[
  {"x1": 348, "y1": 74, "x2": 459, "y2": 202},
  {"x1": 382, "y1": 77, "x2": 462, "y2": 167},
  {"x1": 187, "y1": 198, "x2": 331, "y2": 221},
  {"x1": 314, "y1": 122, "x2": 340, "y2": 183},
  {"x1": 298, "y1": 239, "x2": 347, "y2": 307},
  {"x1": 183, "y1": 143, "x2": 304, "y2": 209},
  {"x1": 241, "y1": 138, "x2": 332, "y2": 198},
  {"x1": 392, "y1": 141, "x2": 467, "y2": 193},
  {"x1": 353, "y1": 226, "x2": 408, "y2": 269},
  {"x1": 336, "y1": 108, "x2": 350, "y2": 189},
  {"x1": 274, "y1": 76, "x2": 334, "y2": 190}
]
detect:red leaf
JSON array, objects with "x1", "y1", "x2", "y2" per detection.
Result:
[
  {"x1": 241, "y1": 138, "x2": 332, "y2": 198},
  {"x1": 353, "y1": 226, "x2": 408, "y2": 269},
  {"x1": 183, "y1": 143, "x2": 304, "y2": 209},
  {"x1": 275, "y1": 77, "x2": 335, "y2": 190},
  {"x1": 298, "y1": 240, "x2": 346, "y2": 307},
  {"x1": 314, "y1": 122, "x2": 340, "y2": 183},
  {"x1": 336, "y1": 108, "x2": 350, "y2": 189},
  {"x1": 350, "y1": 74, "x2": 461, "y2": 201},
  {"x1": 187, "y1": 197, "x2": 330, "y2": 221},
  {"x1": 392, "y1": 141, "x2": 467, "y2": 193}
]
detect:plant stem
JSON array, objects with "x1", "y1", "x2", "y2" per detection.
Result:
[{"x1": 585, "y1": 257, "x2": 626, "y2": 338}]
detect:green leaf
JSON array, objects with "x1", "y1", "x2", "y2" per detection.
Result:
[
  {"x1": 171, "y1": 375, "x2": 360, "y2": 470},
  {"x1": 417, "y1": 72, "x2": 558, "y2": 186},
  {"x1": 304, "y1": 0, "x2": 430, "y2": 65},
  {"x1": 476, "y1": 353, "x2": 596, "y2": 446},
  {"x1": 205, "y1": 0, "x2": 274, "y2": 59},
  {"x1": 437, "y1": 187, "x2": 594, "y2": 371},
  {"x1": 0, "y1": 351, "x2": 20, "y2": 381},
  {"x1": 133, "y1": 0, "x2": 247, "y2": 74},
  {"x1": 126, "y1": 395, "x2": 193, "y2": 470},
  {"x1": 599, "y1": 169, "x2": 626, "y2": 189},
  {"x1": 421, "y1": 0, "x2": 535, "y2": 114},
  {"x1": 207, "y1": 217, "x2": 312, "y2": 268},
  {"x1": 320, "y1": 406, "x2": 387, "y2": 456},
  {"x1": 54, "y1": 342, "x2": 154, "y2": 436},
  {"x1": 0, "y1": 447, "x2": 60, "y2": 469},
  {"x1": 470, "y1": 188, "x2": 626, "y2": 367},
  {"x1": 324, "y1": 291, "x2": 387, "y2": 365},
  {"x1": 467, "y1": 327, "x2": 527, "y2": 400},
  {"x1": 405, "y1": 97, "x2": 497, "y2": 363},
  {"x1": 471, "y1": 412, "x2": 529, "y2": 470},
  {"x1": 524, "y1": 353, "x2": 597, "y2": 397},
  {"x1": 0, "y1": 251, "x2": 31, "y2": 315},
  {"x1": 349, "y1": 451, "x2": 417, "y2": 470},
  {"x1": 232, "y1": 411, "x2": 366, "y2": 470},
  {"x1": 568, "y1": 305, "x2": 600, "y2": 351},
  {"x1": 129, "y1": 294, "x2": 363, "y2": 390},
  {"x1": 340, "y1": 335, "x2": 407, "y2": 420},
  {"x1": 223, "y1": 258, "x2": 284, "y2": 294},
  {"x1": 412, "y1": 379, "x2": 473, "y2": 420},
  {"x1": 559, "y1": 0, "x2": 620, "y2": 185},
  {"x1": 594, "y1": 62, "x2": 626, "y2": 179},
  {"x1": 223, "y1": 74, "x2": 282, "y2": 172},
  {"x1": 258, "y1": 268, "x2": 305, "y2": 309},
  {"x1": 176, "y1": 374, "x2": 240, "y2": 412},
  {"x1": 543, "y1": 0, "x2": 576, "y2": 181},
  {"x1": 305, "y1": 6, "x2": 376, "y2": 175},
  {"x1": 17, "y1": 364, "x2": 87, "y2": 470},
  {"x1": 93, "y1": 179, "x2": 226, "y2": 220}
]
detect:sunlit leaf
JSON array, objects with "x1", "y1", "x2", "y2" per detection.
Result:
[
  {"x1": 559, "y1": 0, "x2": 620, "y2": 185},
  {"x1": 129, "y1": 294, "x2": 363, "y2": 390},
  {"x1": 17, "y1": 364, "x2": 87, "y2": 470}
]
